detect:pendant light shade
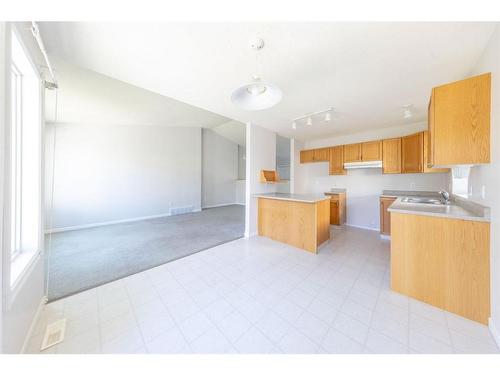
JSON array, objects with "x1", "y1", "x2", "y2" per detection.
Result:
[
  {"x1": 231, "y1": 76, "x2": 282, "y2": 111},
  {"x1": 231, "y1": 37, "x2": 282, "y2": 111}
]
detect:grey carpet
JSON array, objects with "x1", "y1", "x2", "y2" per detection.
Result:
[{"x1": 45, "y1": 205, "x2": 245, "y2": 301}]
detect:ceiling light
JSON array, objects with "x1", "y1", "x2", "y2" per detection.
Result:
[
  {"x1": 402, "y1": 104, "x2": 413, "y2": 119},
  {"x1": 231, "y1": 37, "x2": 282, "y2": 111},
  {"x1": 306, "y1": 117, "x2": 312, "y2": 126},
  {"x1": 292, "y1": 121, "x2": 297, "y2": 130},
  {"x1": 325, "y1": 111, "x2": 331, "y2": 122}
]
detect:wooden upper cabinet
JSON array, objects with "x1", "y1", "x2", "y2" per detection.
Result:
[
  {"x1": 402, "y1": 132, "x2": 423, "y2": 173},
  {"x1": 329, "y1": 146, "x2": 346, "y2": 175},
  {"x1": 313, "y1": 147, "x2": 330, "y2": 162},
  {"x1": 430, "y1": 73, "x2": 491, "y2": 166},
  {"x1": 361, "y1": 141, "x2": 382, "y2": 161},
  {"x1": 382, "y1": 138, "x2": 401, "y2": 174},
  {"x1": 300, "y1": 149, "x2": 314, "y2": 163},
  {"x1": 423, "y1": 131, "x2": 449, "y2": 174},
  {"x1": 343, "y1": 143, "x2": 362, "y2": 162}
]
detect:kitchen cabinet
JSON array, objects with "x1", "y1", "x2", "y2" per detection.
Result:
[
  {"x1": 327, "y1": 192, "x2": 346, "y2": 225},
  {"x1": 300, "y1": 149, "x2": 314, "y2": 163},
  {"x1": 423, "y1": 131, "x2": 449, "y2": 173},
  {"x1": 429, "y1": 73, "x2": 490, "y2": 166},
  {"x1": 391, "y1": 212, "x2": 490, "y2": 324},
  {"x1": 382, "y1": 138, "x2": 401, "y2": 174},
  {"x1": 401, "y1": 132, "x2": 423, "y2": 173},
  {"x1": 361, "y1": 140, "x2": 382, "y2": 161},
  {"x1": 313, "y1": 147, "x2": 330, "y2": 162},
  {"x1": 380, "y1": 196, "x2": 397, "y2": 235},
  {"x1": 300, "y1": 148, "x2": 329, "y2": 163},
  {"x1": 329, "y1": 146, "x2": 346, "y2": 175},
  {"x1": 343, "y1": 143, "x2": 362, "y2": 163}
]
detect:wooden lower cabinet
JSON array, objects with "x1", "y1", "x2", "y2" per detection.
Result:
[
  {"x1": 380, "y1": 196, "x2": 397, "y2": 235},
  {"x1": 391, "y1": 212, "x2": 490, "y2": 324},
  {"x1": 327, "y1": 193, "x2": 346, "y2": 225},
  {"x1": 258, "y1": 197, "x2": 330, "y2": 253}
]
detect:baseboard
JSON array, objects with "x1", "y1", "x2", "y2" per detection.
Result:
[
  {"x1": 380, "y1": 234, "x2": 391, "y2": 241},
  {"x1": 346, "y1": 223, "x2": 380, "y2": 232},
  {"x1": 489, "y1": 317, "x2": 500, "y2": 350},
  {"x1": 20, "y1": 296, "x2": 47, "y2": 354},
  {"x1": 45, "y1": 212, "x2": 175, "y2": 233},
  {"x1": 245, "y1": 231, "x2": 258, "y2": 238},
  {"x1": 202, "y1": 203, "x2": 243, "y2": 209}
]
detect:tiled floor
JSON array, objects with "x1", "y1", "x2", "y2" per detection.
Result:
[{"x1": 26, "y1": 226, "x2": 499, "y2": 354}]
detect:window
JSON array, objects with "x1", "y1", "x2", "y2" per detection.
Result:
[{"x1": 9, "y1": 30, "x2": 41, "y2": 287}]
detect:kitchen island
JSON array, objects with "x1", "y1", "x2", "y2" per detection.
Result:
[{"x1": 254, "y1": 193, "x2": 331, "y2": 253}]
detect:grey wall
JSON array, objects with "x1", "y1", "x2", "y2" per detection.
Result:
[
  {"x1": 45, "y1": 124, "x2": 203, "y2": 230},
  {"x1": 201, "y1": 128, "x2": 238, "y2": 208}
]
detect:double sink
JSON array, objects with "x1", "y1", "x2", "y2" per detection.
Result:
[{"x1": 401, "y1": 197, "x2": 447, "y2": 205}]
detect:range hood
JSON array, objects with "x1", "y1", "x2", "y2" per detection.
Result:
[{"x1": 344, "y1": 161, "x2": 383, "y2": 169}]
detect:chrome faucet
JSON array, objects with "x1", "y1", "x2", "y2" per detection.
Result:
[{"x1": 439, "y1": 190, "x2": 450, "y2": 204}]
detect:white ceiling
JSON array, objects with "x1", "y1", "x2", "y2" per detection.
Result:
[
  {"x1": 39, "y1": 22, "x2": 497, "y2": 141},
  {"x1": 211, "y1": 120, "x2": 246, "y2": 146},
  {"x1": 44, "y1": 56, "x2": 230, "y2": 128}
]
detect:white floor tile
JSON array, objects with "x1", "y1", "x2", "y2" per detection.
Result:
[
  {"x1": 409, "y1": 330, "x2": 454, "y2": 354},
  {"x1": 55, "y1": 328, "x2": 101, "y2": 354},
  {"x1": 278, "y1": 328, "x2": 318, "y2": 354},
  {"x1": 234, "y1": 327, "x2": 276, "y2": 353},
  {"x1": 178, "y1": 311, "x2": 216, "y2": 342},
  {"x1": 340, "y1": 300, "x2": 373, "y2": 326},
  {"x1": 101, "y1": 328, "x2": 145, "y2": 354},
  {"x1": 190, "y1": 327, "x2": 234, "y2": 354},
  {"x1": 293, "y1": 311, "x2": 329, "y2": 344},
  {"x1": 215, "y1": 311, "x2": 252, "y2": 343},
  {"x1": 203, "y1": 298, "x2": 234, "y2": 323},
  {"x1": 409, "y1": 313, "x2": 452, "y2": 345},
  {"x1": 145, "y1": 326, "x2": 190, "y2": 353},
  {"x1": 321, "y1": 329, "x2": 364, "y2": 354},
  {"x1": 333, "y1": 312, "x2": 369, "y2": 344},
  {"x1": 271, "y1": 298, "x2": 304, "y2": 324},
  {"x1": 365, "y1": 329, "x2": 408, "y2": 354},
  {"x1": 306, "y1": 298, "x2": 339, "y2": 325},
  {"x1": 254, "y1": 310, "x2": 291, "y2": 344}
]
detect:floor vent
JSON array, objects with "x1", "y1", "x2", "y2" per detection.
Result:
[
  {"x1": 169, "y1": 206, "x2": 194, "y2": 216},
  {"x1": 40, "y1": 319, "x2": 66, "y2": 351}
]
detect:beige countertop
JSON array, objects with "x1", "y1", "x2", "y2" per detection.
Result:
[
  {"x1": 324, "y1": 188, "x2": 347, "y2": 195},
  {"x1": 388, "y1": 195, "x2": 490, "y2": 222},
  {"x1": 253, "y1": 192, "x2": 330, "y2": 203}
]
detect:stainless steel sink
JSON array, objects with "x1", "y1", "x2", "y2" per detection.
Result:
[{"x1": 401, "y1": 197, "x2": 446, "y2": 205}]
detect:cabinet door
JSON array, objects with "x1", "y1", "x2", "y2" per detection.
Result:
[
  {"x1": 313, "y1": 147, "x2": 330, "y2": 162},
  {"x1": 380, "y1": 197, "x2": 396, "y2": 235},
  {"x1": 402, "y1": 132, "x2": 423, "y2": 173},
  {"x1": 423, "y1": 131, "x2": 449, "y2": 174},
  {"x1": 432, "y1": 73, "x2": 490, "y2": 165},
  {"x1": 343, "y1": 143, "x2": 362, "y2": 162},
  {"x1": 330, "y1": 199, "x2": 340, "y2": 225},
  {"x1": 361, "y1": 141, "x2": 382, "y2": 161},
  {"x1": 329, "y1": 146, "x2": 345, "y2": 175},
  {"x1": 300, "y1": 150, "x2": 314, "y2": 163},
  {"x1": 382, "y1": 138, "x2": 401, "y2": 174}
]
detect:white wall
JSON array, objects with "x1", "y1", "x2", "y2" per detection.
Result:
[
  {"x1": 466, "y1": 25, "x2": 500, "y2": 342},
  {"x1": 45, "y1": 123, "x2": 202, "y2": 230},
  {"x1": 295, "y1": 122, "x2": 449, "y2": 230},
  {"x1": 0, "y1": 21, "x2": 6, "y2": 353},
  {"x1": 245, "y1": 123, "x2": 277, "y2": 237},
  {"x1": 235, "y1": 180, "x2": 246, "y2": 205},
  {"x1": 201, "y1": 128, "x2": 238, "y2": 208}
]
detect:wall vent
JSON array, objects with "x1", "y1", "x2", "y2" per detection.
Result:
[
  {"x1": 169, "y1": 205, "x2": 194, "y2": 216},
  {"x1": 40, "y1": 319, "x2": 66, "y2": 351}
]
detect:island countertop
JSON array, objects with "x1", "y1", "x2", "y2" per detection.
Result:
[{"x1": 253, "y1": 192, "x2": 331, "y2": 203}]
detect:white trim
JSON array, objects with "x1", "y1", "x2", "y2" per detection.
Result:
[
  {"x1": 202, "y1": 203, "x2": 240, "y2": 209},
  {"x1": 45, "y1": 208, "x2": 208, "y2": 234},
  {"x1": 45, "y1": 212, "x2": 173, "y2": 233},
  {"x1": 380, "y1": 234, "x2": 391, "y2": 241},
  {"x1": 245, "y1": 231, "x2": 258, "y2": 238},
  {"x1": 346, "y1": 223, "x2": 380, "y2": 232},
  {"x1": 20, "y1": 296, "x2": 46, "y2": 354},
  {"x1": 489, "y1": 318, "x2": 500, "y2": 350}
]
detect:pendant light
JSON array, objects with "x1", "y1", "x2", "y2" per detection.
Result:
[{"x1": 231, "y1": 37, "x2": 282, "y2": 111}]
